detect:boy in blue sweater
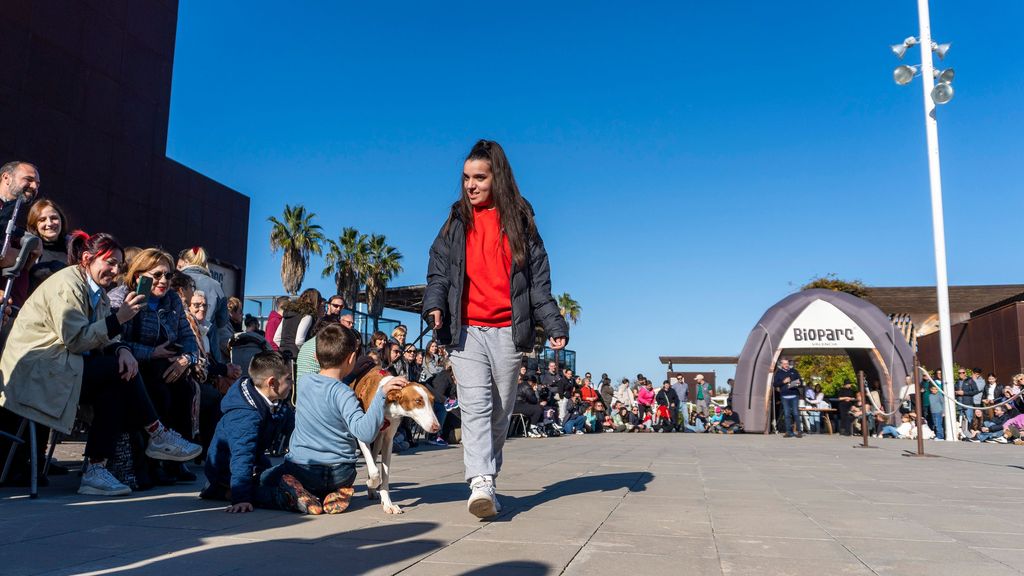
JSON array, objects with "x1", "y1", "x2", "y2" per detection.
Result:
[
  {"x1": 201, "y1": 351, "x2": 294, "y2": 513},
  {"x1": 262, "y1": 324, "x2": 405, "y2": 514}
]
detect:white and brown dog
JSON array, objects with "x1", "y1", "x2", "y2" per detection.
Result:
[{"x1": 350, "y1": 362, "x2": 440, "y2": 514}]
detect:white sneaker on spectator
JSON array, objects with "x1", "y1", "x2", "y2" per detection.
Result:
[
  {"x1": 992, "y1": 436, "x2": 1008, "y2": 444},
  {"x1": 575, "y1": 430, "x2": 585, "y2": 435},
  {"x1": 78, "y1": 463, "x2": 131, "y2": 496},
  {"x1": 146, "y1": 427, "x2": 202, "y2": 462},
  {"x1": 467, "y1": 475, "x2": 497, "y2": 518}
]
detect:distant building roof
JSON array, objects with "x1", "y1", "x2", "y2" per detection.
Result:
[{"x1": 861, "y1": 285, "x2": 1024, "y2": 316}]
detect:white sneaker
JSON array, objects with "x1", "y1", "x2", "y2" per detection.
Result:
[
  {"x1": 993, "y1": 436, "x2": 1009, "y2": 444},
  {"x1": 78, "y1": 464, "x2": 131, "y2": 496},
  {"x1": 146, "y1": 427, "x2": 202, "y2": 462},
  {"x1": 467, "y1": 475, "x2": 497, "y2": 518},
  {"x1": 575, "y1": 430, "x2": 585, "y2": 435}
]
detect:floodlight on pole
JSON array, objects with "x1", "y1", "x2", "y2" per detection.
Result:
[
  {"x1": 894, "y1": 64, "x2": 920, "y2": 85},
  {"x1": 931, "y1": 82, "x2": 954, "y2": 104},
  {"x1": 932, "y1": 42, "x2": 951, "y2": 59},
  {"x1": 934, "y1": 68, "x2": 955, "y2": 83},
  {"x1": 891, "y1": 36, "x2": 919, "y2": 59}
]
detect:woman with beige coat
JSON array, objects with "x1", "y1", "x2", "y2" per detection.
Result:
[{"x1": 0, "y1": 232, "x2": 202, "y2": 496}]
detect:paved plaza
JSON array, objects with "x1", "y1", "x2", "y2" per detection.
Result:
[{"x1": 2, "y1": 433, "x2": 1024, "y2": 575}]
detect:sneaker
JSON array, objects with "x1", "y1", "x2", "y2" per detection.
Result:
[
  {"x1": 552, "y1": 423, "x2": 564, "y2": 433},
  {"x1": 323, "y1": 486, "x2": 354, "y2": 514},
  {"x1": 277, "y1": 474, "x2": 323, "y2": 515},
  {"x1": 146, "y1": 427, "x2": 202, "y2": 462},
  {"x1": 575, "y1": 430, "x2": 585, "y2": 435},
  {"x1": 430, "y1": 437, "x2": 448, "y2": 447},
  {"x1": 78, "y1": 464, "x2": 131, "y2": 496},
  {"x1": 993, "y1": 436, "x2": 1009, "y2": 444},
  {"x1": 467, "y1": 475, "x2": 497, "y2": 518},
  {"x1": 444, "y1": 399, "x2": 460, "y2": 412}
]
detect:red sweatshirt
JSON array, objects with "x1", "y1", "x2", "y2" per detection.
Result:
[{"x1": 461, "y1": 205, "x2": 513, "y2": 327}]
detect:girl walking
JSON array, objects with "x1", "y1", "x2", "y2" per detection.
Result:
[{"x1": 423, "y1": 140, "x2": 568, "y2": 518}]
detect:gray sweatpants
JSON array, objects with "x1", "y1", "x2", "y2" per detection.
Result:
[{"x1": 448, "y1": 326, "x2": 523, "y2": 482}]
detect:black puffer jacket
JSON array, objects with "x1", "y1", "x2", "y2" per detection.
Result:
[{"x1": 422, "y1": 205, "x2": 569, "y2": 352}]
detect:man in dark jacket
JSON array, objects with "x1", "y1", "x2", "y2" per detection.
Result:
[
  {"x1": 954, "y1": 368, "x2": 979, "y2": 418},
  {"x1": 772, "y1": 358, "x2": 803, "y2": 438},
  {"x1": 540, "y1": 360, "x2": 570, "y2": 400},
  {"x1": 202, "y1": 352, "x2": 294, "y2": 512}
]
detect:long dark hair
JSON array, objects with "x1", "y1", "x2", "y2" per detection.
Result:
[{"x1": 444, "y1": 139, "x2": 537, "y2": 268}]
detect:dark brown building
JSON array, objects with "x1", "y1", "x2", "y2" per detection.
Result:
[
  {"x1": 0, "y1": 0, "x2": 248, "y2": 295},
  {"x1": 918, "y1": 299, "x2": 1024, "y2": 379}
]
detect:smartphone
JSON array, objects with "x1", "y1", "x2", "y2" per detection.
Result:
[{"x1": 136, "y1": 275, "x2": 153, "y2": 296}]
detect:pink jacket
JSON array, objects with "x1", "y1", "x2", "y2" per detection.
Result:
[{"x1": 637, "y1": 386, "x2": 655, "y2": 406}]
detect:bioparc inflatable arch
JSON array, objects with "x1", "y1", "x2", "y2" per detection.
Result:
[{"x1": 732, "y1": 289, "x2": 915, "y2": 433}]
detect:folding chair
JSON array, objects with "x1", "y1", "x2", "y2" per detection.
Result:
[
  {"x1": 0, "y1": 416, "x2": 39, "y2": 498},
  {"x1": 507, "y1": 413, "x2": 528, "y2": 438}
]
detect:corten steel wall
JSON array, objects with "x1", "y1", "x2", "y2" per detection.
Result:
[
  {"x1": 666, "y1": 372, "x2": 717, "y2": 401},
  {"x1": 0, "y1": 0, "x2": 249, "y2": 293},
  {"x1": 918, "y1": 302, "x2": 1024, "y2": 378}
]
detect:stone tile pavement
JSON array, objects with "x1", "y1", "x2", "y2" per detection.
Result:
[{"x1": 3, "y1": 433, "x2": 1024, "y2": 575}]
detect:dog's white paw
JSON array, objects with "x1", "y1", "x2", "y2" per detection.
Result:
[
  {"x1": 366, "y1": 474, "x2": 382, "y2": 490},
  {"x1": 382, "y1": 503, "x2": 403, "y2": 514}
]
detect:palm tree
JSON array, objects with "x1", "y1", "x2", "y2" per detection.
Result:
[
  {"x1": 557, "y1": 292, "x2": 582, "y2": 325},
  {"x1": 360, "y1": 233, "x2": 403, "y2": 330},
  {"x1": 322, "y1": 227, "x2": 369, "y2": 307},
  {"x1": 268, "y1": 204, "x2": 325, "y2": 295}
]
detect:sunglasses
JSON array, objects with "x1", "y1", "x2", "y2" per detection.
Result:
[{"x1": 146, "y1": 271, "x2": 171, "y2": 280}]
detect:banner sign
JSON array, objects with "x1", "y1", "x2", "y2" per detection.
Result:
[{"x1": 778, "y1": 299, "x2": 875, "y2": 349}]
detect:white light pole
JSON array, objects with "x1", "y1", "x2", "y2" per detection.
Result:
[{"x1": 913, "y1": 0, "x2": 958, "y2": 441}]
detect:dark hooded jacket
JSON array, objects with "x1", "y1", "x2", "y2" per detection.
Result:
[
  {"x1": 422, "y1": 205, "x2": 568, "y2": 352},
  {"x1": 204, "y1": 377, "x2": 293, "y2": 504}
]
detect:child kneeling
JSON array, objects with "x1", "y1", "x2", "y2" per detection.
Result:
[
  {"x1": 201, "y1": 351, "x2": 294, "y2": 513},
  {"x1": 262, "y1": 324, "x2": 404, "y2": 514}
]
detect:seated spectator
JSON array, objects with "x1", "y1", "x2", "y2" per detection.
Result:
[
  {"x1": 562, "y1": 392, "x2": 588, "y2": 435},
  {"x1": 426, "y1": 364, "x2": 456, "y2": 446},
  {"x1": 227, "y1": 296, "x2": 244, "y2": 334},
  {"x1": 610, "y1": 405, "x2": 630, "y2": 432},
  {"x1": 712, "y1": 406, "x2": 743, "y2": 434},
  {"x1": 391, "y1": 325, "x2": 408, "y2": 347},
  {"x1": 118, "y1": 249, "x2": 205, "y2": 484},
  {"x1": 627, "y1": 404, "x2": 645, "y2": 431},
  {"x1": 880, "y1": 413, "x2": 915, "y2": 438},
  {"x1": 1002, "y1": 412, "x2": 1024, "y2": 444},
  {"x1": 201, "y1": 351, "x2": 294, "y2": 512},
  {"x1": 0, "y1": 232, "x2": 200, "y2": 496},
  {"x1": 178, "y1": 247, "x2": 229, "y2": 363},
  {"x1": 514, "y1": 375, "x2": 546, "y2": 437},
  {"x1": 403, "y1": 345, "x2": 421, "y2": 383},
  {"x1": 590, "y1": 400, "x2": 608, "y2": 433},
  {"x1": 684, "y1": 410, "x2": 708, "y2": 433},
  {"x1": 419, "y1": 340, "x2": 445, "y2": 384},
  {"x1": 961, "y1": 408, "x2": 985, "y2": 441},
  {"x1": 970, "y1": 405, "x2": 1011, "y2": 443},
  {"x1": 580, "y1": 376, "x2": 599, "y2": 404},
  {"x1": 370, "y1": 331, "x2": 388, "y2": 356},
  {"x1": 261, "y1": 325, "x2": 405, "y2": 514}
]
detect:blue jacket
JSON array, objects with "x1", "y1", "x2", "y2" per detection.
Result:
[
  {"x1": 204, "y1": 377, "x2": 293, "y2": 504},
  {"x1": 119, "y1": 293, "x2": 197, "y2": 362},
  {"x1": 773, "y1": 367, "x2": 802, "y2": 398}
]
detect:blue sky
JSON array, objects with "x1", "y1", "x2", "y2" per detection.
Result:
[{"x1": 167, "y1": 1, "x2": 1024, "y2": 385}]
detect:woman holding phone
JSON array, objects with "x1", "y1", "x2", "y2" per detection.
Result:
[
  {"x1": 0, "y1": 232, "x2": 201, "y2": 496},
  {"x1": 423, "y1": 139, "x2": 568, "y2": 518},
  {"x1": 119, "y1": 248, "x2": 201, "y2": 483}
]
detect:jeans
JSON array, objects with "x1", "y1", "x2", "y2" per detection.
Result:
[
  {"x1": 259, "y1": 459, "x2": 357, "y2": 506},
  {"x1": 781, "y1": 396, "x2": 800, "y2": 435},
  {"x1": 881, "y1": 425, "x2": 901, "y2": 438},
  {"x1": 563, "y1": 415, "x2": 587, "y2": 434},
  {"x1": 931, "y1": 412, "x2": 945, "y2": 440}
]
